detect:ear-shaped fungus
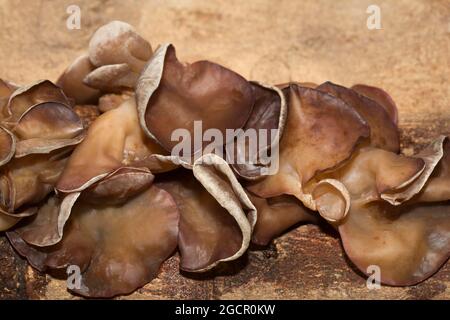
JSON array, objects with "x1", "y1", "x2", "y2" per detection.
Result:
[
  {"x1": 12, "y1": 102, "x2": 85, "y2": 157},
  {"x1": 56, "y1": 98, "x2": 176, "y2": 193},
  {"x1": 227, "y1": 82, "x2": 287, "y2": 179},
  {"x1": 0, "y1": 150, "x2": 69, "y2": 231},
  {"x1": 248, "y1": 193, "x2": 316, "y2": 246},
  {"x1": 158, "y1": 154, "x2": 256, "y2": 271},
  {"x1": 317, "y1": 82, "x2": 400, "y2": 152},
  {"x1": 0, "y1": 81, "x2": 86, "y2": 230},
  {"x1": 313, "y1": 137, "x2": 450, "y2": 285},
  {"x1": 88, "y1": 21, "x2": 152, "y2": 73},
  {"x1": 8, "y1": 181, "x2": 179, "y2": 298},
  {"x1": 2, "y1": 18, "x2": 449, "y2": 296},
  {"x1": 10, "y1": 153, "x2": 255, "y2": 296},
  {"x1": 3, "y1": 80, "x2": 70, "y2": 123},
  {"x1": 84, "y1": 63, "x2": 140, "y2": 92},
  {"x1": 247, "y1": 84, "x2": 369, "y2": 209},
  {"x1": 56, "y1": 54, "x2": 101, "y2": 105},
  {"x1": 83, "y1": 21, "x2": 152, "y2": 93},
  {"x1": 1, "y1": 80, "x2": 85, "y2": 157},
  {"x1": 136, "y1": 44, "x2": 255, "y2": 156},
  {"x1": 351, "y1": 84, "x2": 398, "y2": 125}
]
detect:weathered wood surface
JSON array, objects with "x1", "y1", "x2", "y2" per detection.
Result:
[{"x1": 0, "y1": 0, "x2": 449, "y2": 299}]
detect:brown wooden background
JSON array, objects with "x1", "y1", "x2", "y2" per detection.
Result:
[{"x1": 0, "y1": 0, "x2": 449, "y2": 299}]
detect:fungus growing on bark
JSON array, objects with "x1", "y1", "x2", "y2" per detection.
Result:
[{"x1": 2, "y1": 20, "x2": 449, "y2": 299}]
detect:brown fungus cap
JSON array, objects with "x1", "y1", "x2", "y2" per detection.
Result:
[
  {"x1": 83, "y1": 63, "x2": 140, "y2": 92},
  {"x1": 248, "y1": 193, "x2": 317, "y2": 246},
  {"x1": 247, "y1": 84, "x2": 369, "y2": 208},
  {"x1": 12, "y1": 102, "x2": 85, "y2": 157},
  {"x1": 56, "y1": 54, "x2": 101, "y2": 105},
  {"x1": 0, "y1": 80, "x2": 85, "y2": 231},
  {"x1": 56, "y1": 98, "x2": 175, "y2": 193},
  {"x1": 88, "y1": 21, "x2": 152, "y2": 73},
  {"x1": 4, "y1": 80, "x2": 70, "y2": 123},
  {"x1": 312, "y1": 137, "x2": 450, "y2": 285},
  {"x1": 13, "y1": 166, "x2": 156, "y2": 247},
  {"x1": 158, "y1": 165, "x2": 255, "y2": 271},
  {"x1": 161, "y1": 174, "x2": 244, "y2": 271},
  {"x1": 8, "y1": 182, "x2": 179, "y2": 298},
  {"x1": 351, "y1": 84, "x2": 398, "y2": 125},
  {"x1": 0, "y1": 150, "x2": 69, "y2": 231},
  {"x1": 227, "y1": 82, "x2": 287, "y2": 180},
  {"x1": 317, "y1": 82, "x2": 400, "y2": 152},
  {"x1": 10, "y1": 154, "x2": 255, "y2": 297},
  {"x1": 136, "y1": 44, "x2": 255, "y2": 156},
  {"x1": 81, "y1": 21, "x2": 153, "y2": 93}
]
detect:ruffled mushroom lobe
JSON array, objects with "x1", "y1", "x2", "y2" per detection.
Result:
[
  {"x1": 136, "y1": 44, "x2": 255, "y2": 157},
  {"x1": 12, "y1": 102, "x2": 85, "y2": 157},
  {"x1": 228, "y1": 82, "x2": 287, "y2": 179},
  {"x1": 247, "y1": 84, "x2": 369, "y2": 207},
  {"x1": 56, "y1": 54, "x2": 101, "y2": 104},
  {"x1": 248, "y1": 193, "x2": 316, "y2": 246},
  {"x1": 56, "y1": 98, "x2": 174, "y2": 193},
  {"x1": 320, "y1": 137, "x2": 450, "y2": 285},
  {"x1": 0, "y1": 149, "x2": 69, "y2": 231},
  {"x1": 4, "y1": 80, "x2": 70, "y2": 123},
  {"x1": 159, "y1": 154, "x2": 256, "y2": 272},
  {"x1": 351, "y1": 84, "x2": 398, "y2": 125},
  {"x1": 83, "y1": 63, "x2": 140, "y2": 92},
  {"x1": 83, "y1": 21, "x2": 153, "y2": 92},
  {"x1": 13, "y1": 166, "x2": 155, "y2": 247},
  {"x1": 317, "y1": 82, "x2": 400, "y2": 152},
  {"x1": 8, "y1": 183, "x2": 179, "y2": 298},
  {"x1": 88, "y1": 21, "x2": 152, "y2": 73}
]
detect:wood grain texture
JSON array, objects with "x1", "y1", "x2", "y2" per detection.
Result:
[{"x1": 0, "y1": 0, "x2": 449, "y2": 299}]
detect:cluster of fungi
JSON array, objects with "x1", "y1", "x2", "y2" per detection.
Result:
[{"x1": 0, "y1": 21, "x2": 449, "y2": 298}]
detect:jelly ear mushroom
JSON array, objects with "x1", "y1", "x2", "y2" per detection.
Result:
[
  {"x1": 88, "y1": 21, "x2": 152, "y2": 73},
  {"x1": 7, "y1": 183, "x2": 179, "y2": 298},
  {"x1": 136, "y1": 43, "x2": 254, "y2": 156},
  {"x1": 331, "y1": 137, "x2": 450, "y2": 285},
  {"x1": 351, "y1": 84, "x2": 398, "y2": 125},
  {"x1": 317, "y1": 82, "x2": 400, "y2": 153},
  {"x1": 56, "y1": 98, "x2": 174, "y2": 193},
  {"x1": 0, "y1": 150, "x2": 69, "y2": 231},
  {"x1": 12, "y1": 167, "x2": 155, "y2": 247},
  {"x1": 380, "y1": 136, "x2": 447, "y2": 205},
  {"x1": 247, "y1": 84, "x2": 369, "y2": 207},
  {"x1": 248, "y1": 193, "x2": 317, "y2": 246},
  {"x1": 339, "y1": 200, "x2": 450, "y2": 286},
  {"x1": 12, "y1": 102, "x2": 85, "y2": 157},
  {"x1": 228, "y1": 82, "x2": 287, "y2": 180},
  {"x1": 4, "y1": 80, "x2": 70, "y2": 123},
  {"x1": 56, "y1": 54, "x2": 101, "y2": 104},
  {"x1": 158, "y1": 154, "x2": 256, "y2": 272},
  {"x1": 83, "y1": 63, "x2": 140, "y2": 92}
]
